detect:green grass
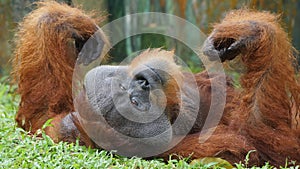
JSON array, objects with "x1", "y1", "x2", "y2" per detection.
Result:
[{"x1": 0, "y1": 76, "x2": 298, "y2": 169}]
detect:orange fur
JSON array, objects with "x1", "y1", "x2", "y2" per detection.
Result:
[
  {"x1": 161, "y1": 9, "x2": 300, "y2": 166},
  {"x1": 12, "y1": 1, "x2": 103, "y2": 138},
  {"x1": 224, "y1": 9, "x2": 300, "y2": 165}
]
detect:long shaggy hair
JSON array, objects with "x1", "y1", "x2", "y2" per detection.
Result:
[
  {"x1": 161, "y1": 9, "x2": 300, "y2": 166},
  {"x1": 12, "y1": 1, "x2": 102, "y2": 139}
]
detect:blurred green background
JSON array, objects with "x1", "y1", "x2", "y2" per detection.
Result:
[{"x1": 0, "y1": 0, "x2": 299, "y2": 77}]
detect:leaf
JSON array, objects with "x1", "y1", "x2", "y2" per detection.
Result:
[
  {"x1": 191, "y1": 157, "x2": 234, "y2": 169},
  {"x1": 42, "y1": 119, "x2": 53, "y2": 130}
]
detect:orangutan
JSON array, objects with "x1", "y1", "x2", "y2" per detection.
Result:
[{"x1": 12, "y1": 1, "x2": 300, "y2": 166}]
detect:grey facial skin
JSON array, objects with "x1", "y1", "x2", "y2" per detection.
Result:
[{"x1": 78, "y1": 66, "x2": 173, "y2": 157}]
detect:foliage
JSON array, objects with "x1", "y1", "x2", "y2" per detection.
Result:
[{"x1": 0, "y1": 77, "x2": 299, "y2": 168}]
